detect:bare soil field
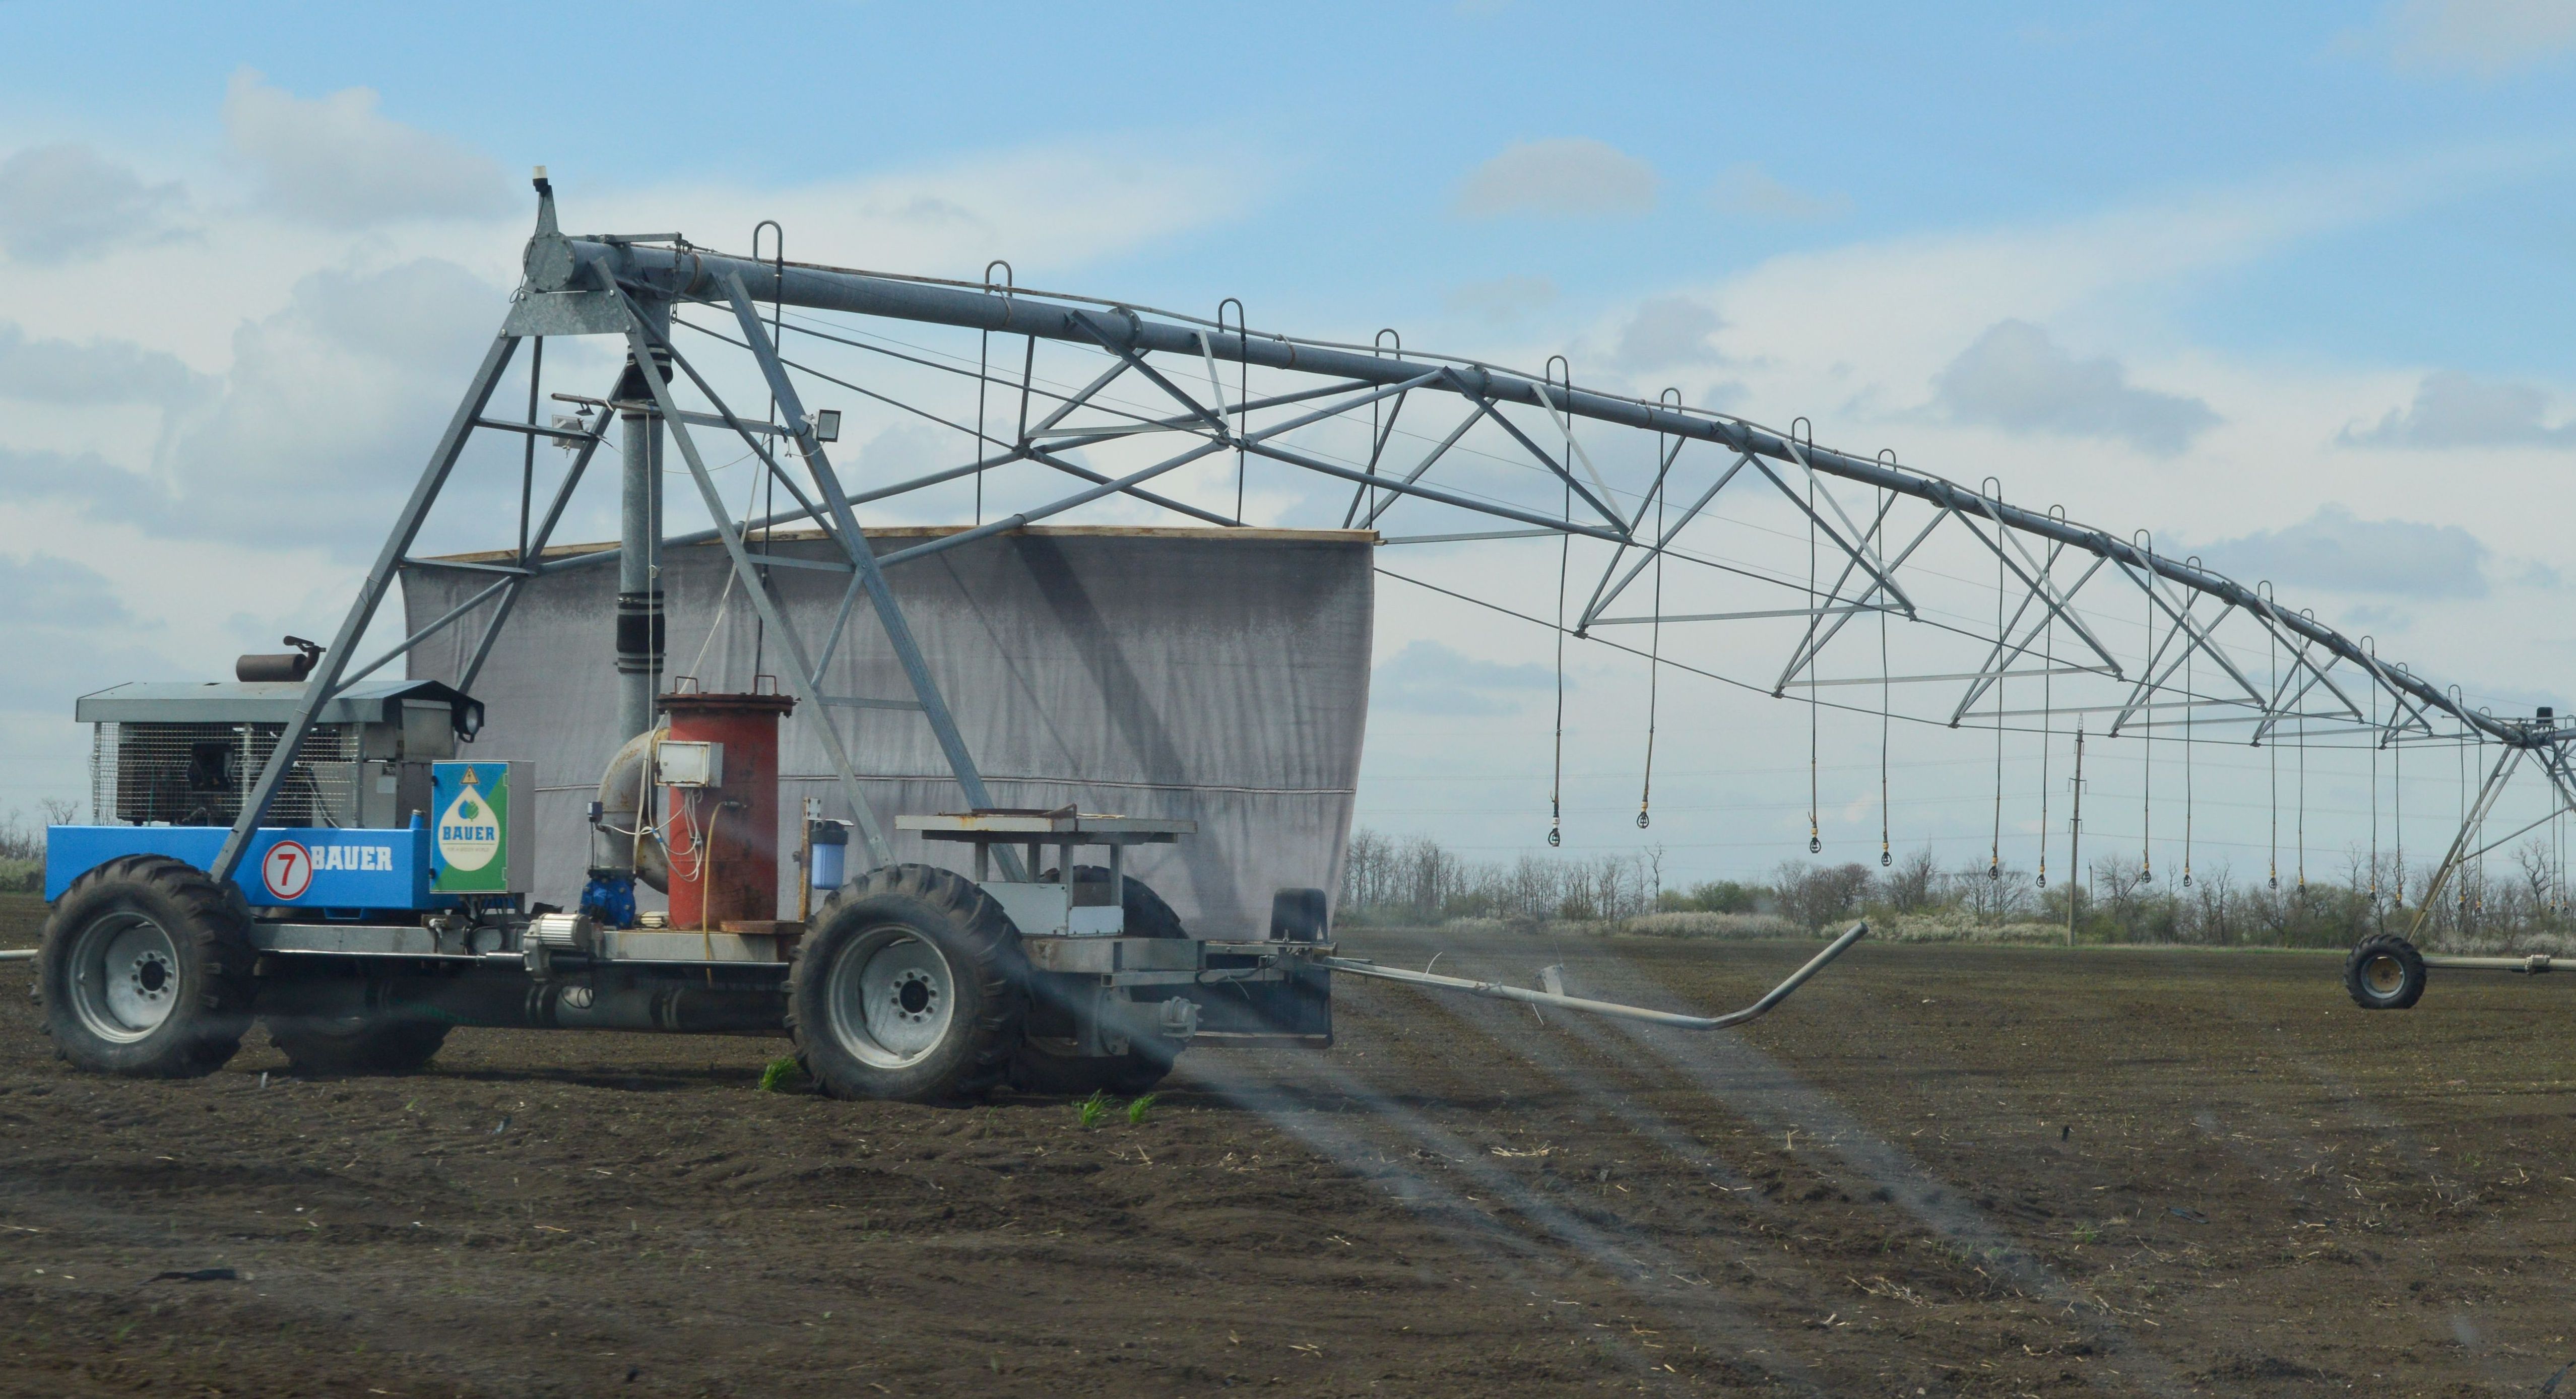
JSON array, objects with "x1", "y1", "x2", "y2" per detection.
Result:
[{"x1": 5, "y1": 899, "x2": 2575, "y2": 1397}]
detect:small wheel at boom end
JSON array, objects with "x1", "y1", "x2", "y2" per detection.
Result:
[{"x1": 2344, "y1": 935, "x2": 2427, "y2": 1011}]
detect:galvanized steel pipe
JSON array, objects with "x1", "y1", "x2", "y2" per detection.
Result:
[{"x1": 552, "y1": 236, "x2": 2536, "y2": 750}]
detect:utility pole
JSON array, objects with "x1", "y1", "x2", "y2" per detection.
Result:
[{"x1": 2067, "y1": 726, "x2": 2085, "y2": 948}]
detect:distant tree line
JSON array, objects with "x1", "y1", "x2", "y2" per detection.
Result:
[
  {"x1": 1339, "y1": 827, "x2": 2574, "y2": 950},
  {"x1": 0, "y1": 801, "x2": 77, "y2": 894}
]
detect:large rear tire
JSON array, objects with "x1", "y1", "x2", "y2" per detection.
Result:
[
  {"x1": 1009, "y1": 868, "x2": 1186, "y2": 1097},
  {"x1": 789, "y1": 864, "x2": 1027, "y2": 1103},
  {"x1": 40, "y1": 855, "x2": 258, "y2": 1078},
  {"x1": 2345, "y1": 935, "x2": 2427, "y2": 1010},
  {"x1": 267, "y1": 1007, "x2": 452, "y2": 1077}
]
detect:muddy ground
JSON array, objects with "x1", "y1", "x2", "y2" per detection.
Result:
[{"x1": 5, "y1": 897, "x2": 2575, "y2": 1397}]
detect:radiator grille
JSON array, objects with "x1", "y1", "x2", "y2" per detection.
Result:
[{"x1": 93, "y1": 722, "x2": 361, "y2": 828}]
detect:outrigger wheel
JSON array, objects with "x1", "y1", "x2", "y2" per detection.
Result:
[
  {"x1": 40, "y1": 855, "x2": 259, "y2": 1077},
  {"x1": 1009, "y1": 867, "x2": 1189, "y2": 1097},
  {"x1": 788, "y1": 863, "x2": 1028, "y2": 1102},
  {"x1": 2345, "y1": 934, "x2": 2428, "y2": 1011}
]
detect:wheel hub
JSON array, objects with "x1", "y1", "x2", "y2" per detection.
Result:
[
  {"x1": 826, "y1": 927, "x2": 957, "y2": 1070},
  {"x1": 891, "y1": 970, "x2": 936, "y2": 1020},
  {"x1": 2367, "y1": 956, "x2": 2404, "y2": 993},
  {"x1": 71, "y1": 913, "x2": 182, "y2": 1043}
]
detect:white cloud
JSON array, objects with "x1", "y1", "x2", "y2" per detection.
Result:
[
  {"x1": 1706, "y1": 163, "x2": 1850, "y2": 222},
  {"x1": 1686, "y1": 154, "x2": 2496, "y2": 406},
  {"x1": 1372, "y1": 639, "x2": 1555, "y2": 715},
  {"x1": 1443, "y1": 275, "x2": 1558, "y2": 325},
  {"x1": 2380, "y1": 0, "x2": 2576, "y2": 77},
  {"x1": 1928, "y1": 319, "x2": 2219, "y2": 454},
  {"x1": 2195, "y1": 503, "x2": 2490, "y2": 598},
  {"x1": 1453, "y1": 139, "x2": 1657, "y2": 219},
  {"x1": 0, "y1": 552, "x2": 133, "y2": 628},
  {"x1": 2341, "y1": 370, "x2": 2576, "y2": 447},
  {"x1": 577, "y1": 138, "x2": 1256, "y2": 280},
  {"x1": 223, "y1": 69, "x2": 513, "y2": 228},
  {"x1": 0, "y1": 322, "x2": 206, "y2": 404},
  {"x1": 1614, "y1": 297, "x2": 1724, "y2": 371},
  {"x1": 0, "y1": 258, "x2": 507, "y2": 552},
  {"x1": 0, "y1": 143, "x2": 189, "y2": 263}
]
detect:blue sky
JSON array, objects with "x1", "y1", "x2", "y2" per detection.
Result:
[
  {"x1": 5, "y1": 1, "x2": 2568, "y2": 367},
  {"x1": 3, "y1": 1, "x2": 2573, "y2": 882}
]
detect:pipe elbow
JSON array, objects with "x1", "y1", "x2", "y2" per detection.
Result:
[{"x1": 596, "y1": 727, "x2": 670, "y2": 892}]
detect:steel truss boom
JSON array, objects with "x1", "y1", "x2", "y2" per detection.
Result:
[
  {"x1": 546, "y1": 234, "x2": 2546, "y2": 753},
  {"x1": 210, "y1": 187, "x2": 2563, "y2": 889}
]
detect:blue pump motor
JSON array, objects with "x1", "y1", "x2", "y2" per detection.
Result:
[{"x1": 578, "y1": 871, "x2": 637, "y2": 928}]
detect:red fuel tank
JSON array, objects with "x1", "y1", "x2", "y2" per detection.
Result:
[{"x1": 658, "y1": 690, "x2": 796, "y2": 931}]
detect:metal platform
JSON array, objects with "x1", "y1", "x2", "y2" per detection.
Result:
[{"x1": 896, "y1": 810, "x2": 1197, "y2": 844}]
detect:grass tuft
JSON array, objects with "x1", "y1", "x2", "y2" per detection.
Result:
[
  {"x1": 1125, "y1": 1092, "x2": 1159, "y2": 1125},
  {"x1": 757, "y1": 1056, "x2": 807, "y2": 1094},
  {"x1": 1075, "y1": 1090, "x2": 1111, "y2": 1129}
]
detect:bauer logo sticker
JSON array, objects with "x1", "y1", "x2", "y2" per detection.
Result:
[{"x1": 430, "y1": 760, "x2": 513, "y2": 894}]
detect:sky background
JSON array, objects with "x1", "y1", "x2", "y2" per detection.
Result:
[{"x1": 3, "y1": 0, "x2": 2574, "y2": 890}]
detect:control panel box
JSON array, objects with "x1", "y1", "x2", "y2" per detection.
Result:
[{"x1": 654, "y1": 741, "x2": 723, "y2": 789}]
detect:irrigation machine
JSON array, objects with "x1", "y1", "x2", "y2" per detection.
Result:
[
  {"x1": 27, "y1": 171, "x2": 2567, "y2": 1095},
  {"x1": 26, "y1": 175, "x2": 1865, "y2": 1098}
]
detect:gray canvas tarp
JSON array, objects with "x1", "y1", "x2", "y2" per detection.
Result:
[{"x1": 401, "y1": 527, "x2": 1374, "y2": 937}]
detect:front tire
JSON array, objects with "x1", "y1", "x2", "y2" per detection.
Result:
[
  {"x1": 789, "y1": 864, "x2": 1027, "y2": 1103},
  {"x1": 2345, "y1": 935, "x2": 2427, "y2": 1010},
  {"x1": 40, "y1": 855, "x2": 258, "y2": 1077}
]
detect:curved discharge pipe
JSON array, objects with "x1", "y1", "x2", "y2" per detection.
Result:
[
  {"x1": 596, "y1": 728, "x2": 671, "y2": 893},
  {"x1": 1316, "y1": 921, "x2": 1869, "y2": 1030}
]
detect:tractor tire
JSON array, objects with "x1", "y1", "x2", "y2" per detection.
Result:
[
  {"x1": 1010, "y1": 867, "x2": 1186, "y2": 1097},
  {"x1": 40, "y1": 855, "x2": 258, "y2": 1078},
  {"x1": 788, "y1": 863, "x2": 1027, "y2": 1103},
  {"x1": 267, "y1": 1009, "x2": 452, "y2": 1077},
  {"x1": 2345, "y1": 935, "x2": 2427, "y2": 1010}
]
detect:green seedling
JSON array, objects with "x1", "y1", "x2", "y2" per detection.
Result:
[
  {"x1": 757, "y1": 1056, "x2": 806, "y2": 1093},
  {"x1": 1126, "y1": 1092, "x2": 1159, "y2": 1125},
  {"x1": 2071, "y1": 1222, "x2": 2101, "y2": 1246},
  {"x1": 1076, "y1": 1090, "x2": 1111, "y2": 1129}
]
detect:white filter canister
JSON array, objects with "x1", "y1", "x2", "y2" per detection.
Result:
[{"x1": 809, "y1": 821, "x2": 848, "y2": 890}]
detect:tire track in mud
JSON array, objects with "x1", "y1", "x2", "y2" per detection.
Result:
[{"x1": 1333, "y1": 939, "x2": 2188, "y2": 1396}]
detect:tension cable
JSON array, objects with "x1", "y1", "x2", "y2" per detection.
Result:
[
  {"x1": 2139, "y1": 535, "x2": 2154, "y2": 885},
  {"x1": 2267, "y1": 588, "x2": 2279, "y2": 891},
  {"x1": 2037, "y1": 546, "x2": 2052, "y2": 890},
  {"x1": 1639, "y1": 397, "x2": 1672, "y2": 831},
  {"x1": 2367, "y1": 640, "x2": 2380, "y2": 916},
  {"x1": 1988, "y1": 479, "x2": 2004, "y2": 882},
  {"x1": 1804, "y1": 421, "x2": 1821, "y2": 854},
  {"x1": 1550, "y1": 476, "x2": 1569, "y2": 849}
]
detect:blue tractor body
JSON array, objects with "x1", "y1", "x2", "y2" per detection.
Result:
[{"x1": 45, "y1": 819, "x2": 441, "y2": 911}]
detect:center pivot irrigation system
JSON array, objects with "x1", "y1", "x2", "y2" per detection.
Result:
[{"x1": 28, "y1": 173, "x2": 2564, "y2": 1093}]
